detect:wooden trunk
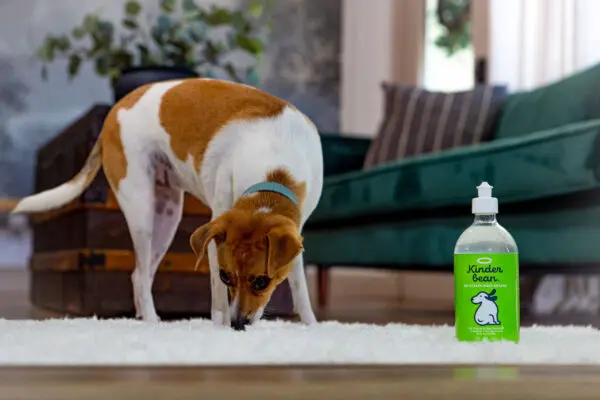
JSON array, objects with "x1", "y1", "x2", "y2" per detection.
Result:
[{"x1": 29, "y1": 105, "x2": 293, "y2": 318}]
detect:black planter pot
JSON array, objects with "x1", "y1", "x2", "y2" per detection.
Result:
[{"x1": 111, "y1": 66, "x2": 198, "y2": 103}]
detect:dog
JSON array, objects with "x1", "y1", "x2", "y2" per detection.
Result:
[{"x1": 12, "y1": 78, "x2": 323, "y2": 331}]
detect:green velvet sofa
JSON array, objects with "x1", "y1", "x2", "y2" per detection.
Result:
[{"x1": 304, "y1": 64, "x2": 600, "y2": 304}]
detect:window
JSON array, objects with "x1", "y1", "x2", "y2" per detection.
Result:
[{"x1": 422, "y1": 0, "x2": 474, "y2": 92}]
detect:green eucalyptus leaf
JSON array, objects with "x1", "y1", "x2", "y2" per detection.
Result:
[
  {"x1": 182, "y1": 0, "x2": 198, "y2": 12},
  {"x1": 245, "y1": 67, "x2": 259, "y2": 86},
  {"x1": 36, "y1": 40, "x2": 55, "y2": 62},
  {"x1": 125, "y1": 0, "x2": 141, "y2": 15},
  {"x1": 54, "y1": 35, "x2": 71, "y2": 52},
  {"x1": 183, "y1": 9, "x2": 202, "y2": 21},
  {"x1": 151, "y1": 25, "x2": 163, "y2": 44},
  {"x1": 248, "y1": 0, "x2": 265, "y2": 18},
  {"x1": 67, "y1": 54, "x2": 82, "y2": 79},
  {"x1": 136, "y1": 44, "x2": 152, "y2": 65},
  {"x1": 94, "y1": 55, "x2": 110, "y2": 76},
  {"x1": 108, "y1": 68, "x2": 121, "y2": 80},
  {"x1": 231, "y1": 12, "x2": 251, "y2": 33},
  {"x1": 98, "y1": 21, "x2": 114, "y2": 41},
  {"x1": 122, "y1": 18, "x2": 138, "y2": 30},
  {"x1": 205, "y1": 7, "x2": 232, "y2": 25},
  {"x1": 235, "y1": 35, "x2": 263, "y2": 54},
  {"x1": 83, "y1": 14, "x2": 100, "y2": 32},
  {"x1": 189, "y1": 21, "x2": 207, "y2": 40},
  {"x1": 223, "y1": 62, "x2": 241, "y2": 82},
  {"x1": 111, "y1": 49, "x2": 134, "y2": 70},
  {"x1": 72, "y1": 27, "x2": 86, "y2": 39},
  {"x1": 178, "y1": 26, "x2": 195, "y2": 43},
  {"x1": 157, "y1": 15, "x2": 174, "y2": 33},
  {"x1": 160, "y1": 0, "x2": 176, "y2": 13}
]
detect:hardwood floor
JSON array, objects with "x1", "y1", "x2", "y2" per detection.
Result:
[{"x1": 1, "y1": 268, "x2": 599, "y2": 399}]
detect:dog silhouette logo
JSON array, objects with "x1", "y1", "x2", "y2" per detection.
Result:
[{"x1": 471, "y1": 289, "x2": 500, "y2": 326}]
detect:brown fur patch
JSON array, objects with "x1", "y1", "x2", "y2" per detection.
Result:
[
  {"x1": 100, "y1": 84, "x2": 152, "y2": 191},
  {"x1": 159, "y1": 79, "x2": 288, "y2": 170}
]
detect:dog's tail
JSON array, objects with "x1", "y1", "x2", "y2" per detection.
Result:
[{"x1": 12, "y1": 139, "x2": 103, "y2": 214}]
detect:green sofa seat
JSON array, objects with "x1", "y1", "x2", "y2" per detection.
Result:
[{"x1": 311, "y1": 120, "x2": 600, "y2": 224}]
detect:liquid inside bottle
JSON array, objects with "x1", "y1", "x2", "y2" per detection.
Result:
[{"x1": 454, "y1": 182, "x2": 520, "y2": 343}]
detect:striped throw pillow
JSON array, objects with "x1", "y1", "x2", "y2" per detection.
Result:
[{"x1": 363, "y1": 83, "x2": 508, "y2": 168}]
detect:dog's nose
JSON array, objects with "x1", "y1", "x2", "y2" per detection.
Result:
[{"x1": 231, "y1": 317, "x2": 250, "y2": 331}]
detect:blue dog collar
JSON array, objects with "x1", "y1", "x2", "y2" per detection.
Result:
[{"x1": 242, "y1": 182, "x2": 299, "y2": 206}]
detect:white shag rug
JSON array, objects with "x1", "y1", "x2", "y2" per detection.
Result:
[{"x1": 1, "y1": 318, "x2": 599, "y2": 366}]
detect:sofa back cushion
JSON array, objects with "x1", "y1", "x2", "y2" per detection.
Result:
[
  {"x1": 363, "y1": 83, "x2": 507, "y2": 169},
  {"x1": 495, "y1": 63, "x2": 600, "y2": 140}
]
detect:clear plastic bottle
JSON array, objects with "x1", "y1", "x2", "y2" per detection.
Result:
[{"x1": 454, "y1": 182, "x2": 520, "y2": 343}]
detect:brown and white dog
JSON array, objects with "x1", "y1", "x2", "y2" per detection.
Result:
[{"x1": 12, "y1": 78, "x2": 323, "y2": 330}]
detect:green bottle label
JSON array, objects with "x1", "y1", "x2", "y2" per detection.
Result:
[{"x1": 454, "y1": 253, "x2": 520, "y2": 343}]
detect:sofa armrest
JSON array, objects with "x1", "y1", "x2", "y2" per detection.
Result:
[{"x1": 319, "y1": 133, "x2": 372, "y2": 177}]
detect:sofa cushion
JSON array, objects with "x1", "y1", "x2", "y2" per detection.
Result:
[
  {"x1": 307, "y1": 119, "x2": 600, "y2": 225},
  {"x1": 495, "y1": 63, "x2": 600, "y2": 140},
  {"x1": 363, "y1": 83, "x2": 507, "y2": 168}
]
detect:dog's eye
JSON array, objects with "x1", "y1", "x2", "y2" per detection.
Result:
[
  {"x1": 251, "y1": 275, "x2": 271, "y2": 292},
  {"x1": 219, "y1": 269, "x2": 233, "y2": 286}
]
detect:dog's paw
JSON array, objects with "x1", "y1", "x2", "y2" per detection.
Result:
[
  {"x1": 299, "y1": 310, "x2": 318, "y2": 325},
  {"x1": 141, "y1": 312, "x2": 161, "y2": 324},
  {"x1": 211, "y1": 309, "x2": 231, "y2": 327}
]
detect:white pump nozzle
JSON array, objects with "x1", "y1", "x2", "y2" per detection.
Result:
[{"x1": 472, "y1": 181, "x2": 498, "y2": 214}]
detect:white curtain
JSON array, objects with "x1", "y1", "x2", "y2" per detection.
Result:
[
  {"x1": 489, "y1": 0, "x2": 600, "y2": 315},
  {"x1": 489, "y1": 0, "x2": 600, "y2": 92}
]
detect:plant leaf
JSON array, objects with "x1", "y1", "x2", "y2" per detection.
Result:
[
  {"x1": 83, "y1": 14, "x2": 100, "y2": 32},
  {"x1": 122, "y1": 18, "x2": 138, "y2": 30},
  {"x1": 72, "y1": 27, "x2": 86, "y2": 39},
  {"x1": 204, "y1": 7, "x2": 232, "y2": 25},
  {"x1": 67, "y1": 54, "x2": 82, "y2": 80},
  {"x1": 97, "y1": 21, "x2": 114, "y2": 41},
  {"x1": 223, "y1": 62, "x2": 241, "y2": 82},
  {"x1": 125, "y1": 0, "x2": 141, "y2": 15},
  {"x1": 160, "y1": 0, "x2": 176, "y2": 13},
  {"x1": 35, "y1": 40, "x2": 55, "y2": 62},
  {"x1": 136, "y1": 44, "x2": 152, "y2": 65},
  {"x1": 182, "y1": 0, "x2": 198, "y2": 12},
  {"x1": 245, "y1": 67, "x2": 259, "y2": 86},
  {"x1": 235, "y1": 35, "x2": 263, "y2": 54},
  {"x1": 54, "y1": 35, "x2": 71, "y2": 52},
  {"x1": 94, "y1": 54, "x2": 110, "y2": 76},
  {"x1": 248, "y1": 0, "x2": 265, "y2": 18},
  {"x1": 189, "y1": 20, "x2": 207, "y2": 40}
]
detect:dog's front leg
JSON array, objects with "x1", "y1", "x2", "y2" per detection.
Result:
[
  {"x1": 207, "y1": 240, "x2": 231, "y2": 327},
  {"x1": 289, "y1": 252, "x2": 317, "y2": 325}
]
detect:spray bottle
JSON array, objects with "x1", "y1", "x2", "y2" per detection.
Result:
[{"x1": 454, "y1": 182, "x2": 520, "y2": 343}]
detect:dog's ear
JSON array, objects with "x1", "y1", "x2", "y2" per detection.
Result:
[
  {"x1": 265, "y1": 224, "x2": 303, "y2": 276},
  {"x1": 190, "y1": 219, "x2": 226, "y2": 270}
]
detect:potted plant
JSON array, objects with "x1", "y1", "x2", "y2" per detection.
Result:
[{"x1": 36, "y1": 0, "x2": 273, "y2": 102}]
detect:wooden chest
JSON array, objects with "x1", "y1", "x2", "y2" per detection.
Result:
[{"x1": 29, "y1": 105, "x2": 293, "y2": 318}]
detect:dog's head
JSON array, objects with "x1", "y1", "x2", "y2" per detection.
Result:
[{"x1": 190, "y1": 209, "x2": 302, "y2": 330}]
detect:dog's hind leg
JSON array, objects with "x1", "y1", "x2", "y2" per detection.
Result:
[
  {"x1": 105, "y1": 156, "x2": 160, "y2": 323},
  {"x1": 148, "y1": 158, "x2": 184, "y2": 281}
]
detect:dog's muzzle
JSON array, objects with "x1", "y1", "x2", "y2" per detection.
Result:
[{"x1": 231, "y1": 316, "x2": 250, "y2": 331}]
